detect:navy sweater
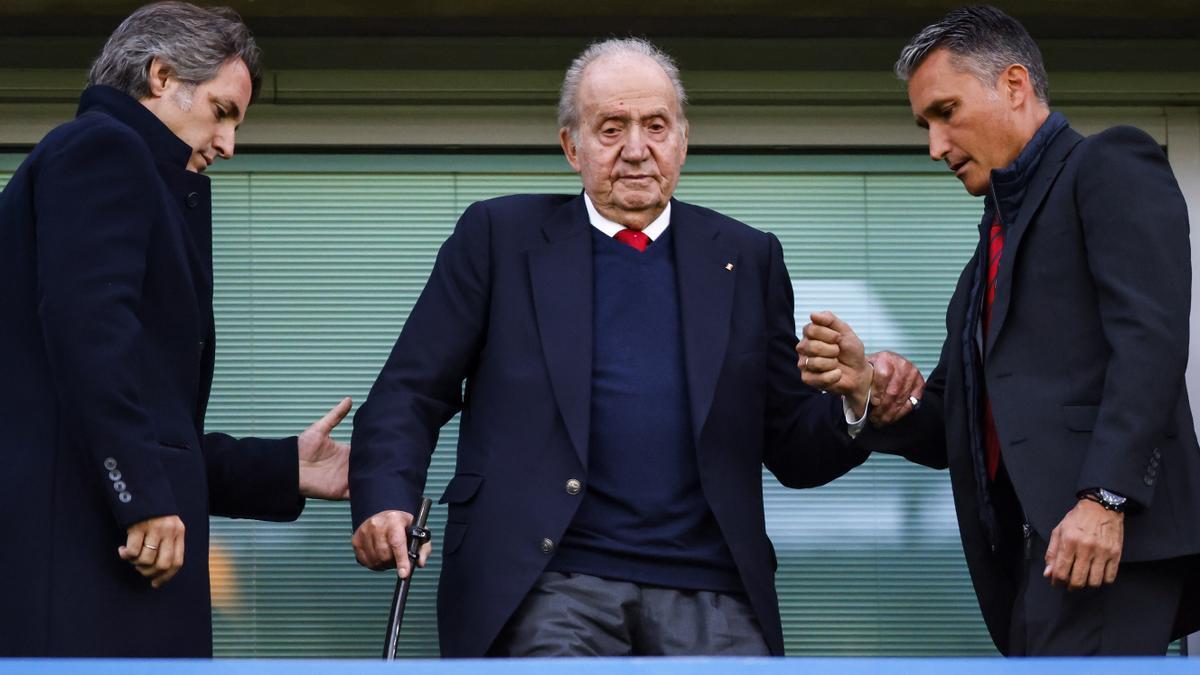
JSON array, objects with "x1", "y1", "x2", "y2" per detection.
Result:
[{"x1": 547, "y1": 226, "x2": 741, "y2": 592}]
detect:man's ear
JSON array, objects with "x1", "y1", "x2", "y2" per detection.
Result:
[
  {"x1": 1003, "y1": 63, "x2": 1033, "y2": 109},
  {"x1": 146, "y1": 57, "x2": 173, "y2": 99},
  {"x1": 560, "y1": 127, "x2": 581, "y2": 172}
]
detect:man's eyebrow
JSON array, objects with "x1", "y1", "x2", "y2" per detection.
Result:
[{"x1": 214, "y1": 95, "x2": 242, "y2": 124}]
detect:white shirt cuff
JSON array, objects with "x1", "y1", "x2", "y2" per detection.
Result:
[{"x1": 842, "y1": 396, "x2": 870, "y2": 439}]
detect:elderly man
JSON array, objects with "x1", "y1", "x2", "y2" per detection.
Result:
[
  {"x1": 0, "y1": 2, "x2": 350, "y2": 657},
  {"x1": 799, "y1": 5, "x2": 1200, "y2": 655},
  {"x1": 349, "y1": 37, "x2": 918, "y2": 657}
]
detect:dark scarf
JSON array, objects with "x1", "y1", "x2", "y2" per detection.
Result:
[{"x1": 961, "y1": 112, "x2": 1068, "y2": 551}]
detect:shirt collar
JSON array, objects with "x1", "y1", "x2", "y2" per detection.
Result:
[{"x1": 583, "y1": 192, "x2": 671, "y2": 241}]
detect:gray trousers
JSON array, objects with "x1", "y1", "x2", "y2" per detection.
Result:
[{"x1": 488, "y1": 572, "x2": 771, "y2": 656}]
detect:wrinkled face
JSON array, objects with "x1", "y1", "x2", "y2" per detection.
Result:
[
  {"x1": 145, "y1": 57, "x2": 252, "y2": 173},
  {"x1": 560, "y1": 53, "x2": 688, "y2": 229},
  {"x1": 908, "y1": 48, "x2": 1024, "y2": 196}
]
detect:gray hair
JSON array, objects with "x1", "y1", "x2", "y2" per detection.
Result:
[
  {"x1": 558, "y1": 37, "x2": 688, "y2": 139},
  {"x1": 895, "y1": 5, "x2": 1049, "y2": 105},
  {"x1": 88, "y1": 1, "x2": 263, "y2": 103}
]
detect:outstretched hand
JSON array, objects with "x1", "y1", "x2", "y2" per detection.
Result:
[{"x1": 297, "y1": 397, "x2": 352, "y2": 500}]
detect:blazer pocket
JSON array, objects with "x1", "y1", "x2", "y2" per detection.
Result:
[
  {"x1": 438, "y1": 473, "x2": 484, "y2": 505},
  {"x1": 1062, "y1": 405, "x2": 1100, "y2": 432},
  {"x1": 442, "y1": 520, "x2": 469, "y2": 556}
]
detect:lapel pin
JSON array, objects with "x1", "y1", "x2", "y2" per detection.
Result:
[{"x1": 724, "y1": 263, "x2": 734, "y2": 271}]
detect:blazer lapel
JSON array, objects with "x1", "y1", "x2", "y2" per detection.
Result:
[
  {"x1": 529, "y1": 196, "x2": 593, "y2": 467},
  {"x1": 985, "y1": 129, "x2": 1082, "y2": 358},
  {"x1": 672, "y1": 201, "x2": 738, "y2": 444}
]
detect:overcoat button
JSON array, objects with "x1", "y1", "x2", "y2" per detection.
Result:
[
  {"x1": 103, "y1": 458, "x2": 118, "y2": 471},
  {"x1": 540, "y1": 538, "x2": 555, "y2": 554},
  {"x1": 118, "y1": 491, "x2": 132, "y2": 503},
  {"x1": 113, "y1": 481, "x2": 126, "y2": 492},
  {"x1": 565, "y1": 479, "x2": 582, "y2": 495},
  {"x1": 108, "y1": 470, "x2": 122, "y2": 481},
  {"x1": 185, "y1": 192, "x2": 200, "y2": 208}
]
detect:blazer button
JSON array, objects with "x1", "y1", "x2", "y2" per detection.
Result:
[
  {"x1": 565, "y1": 478, "x2": 582, "y2": 495},
  {"x1": 113, "y1": 481, "x2": 126, "y2": 492},
  {"x1": 1144, "y1": 476, "x2": 1155, "y2": 486},
  {"x1": 118, "y1": 491, "x2": 132, "y2": 503},
  {"x1": 103, "y1": 457, "x2": 118, "y2": 471},
  {"x1": 185, "y1": 192, "x2": 200, "y2": 208},
  {"x1": 540, "y1": 538, "x2": 555, "y2": 554}
]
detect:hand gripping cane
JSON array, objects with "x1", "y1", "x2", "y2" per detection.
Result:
[{"x1": 382, "y1": 497, "x2": 433, "y2": 660}]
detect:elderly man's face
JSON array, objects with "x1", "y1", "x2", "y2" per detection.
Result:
[
  {"x1": 908, "y1": 48, "x2": 1026, "y2": 197},
  {"x1": 144, "y1": 57, "x2": 252, "y2": 173},
  {"x1": 560, "y1": 53, "x2": 688, "y2": 229}
]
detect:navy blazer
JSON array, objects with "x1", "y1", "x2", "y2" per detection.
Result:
[
  {"x1": 351, "y1": 193, "x2": 869, "y2": 656},
  {"x1": 860, "y1": 124, "x2": 1200, "y2": 652},
  {"x1": 0, "y1": 86, "x2": 304, "y2": 657}
]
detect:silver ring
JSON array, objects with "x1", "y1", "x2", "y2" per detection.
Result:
[
  {"x1": 143, "y1": 544, "x2": 159, "y2": 551},
  {"x1": 908, "y1": 396, "x2": 920, "y2": 407}
]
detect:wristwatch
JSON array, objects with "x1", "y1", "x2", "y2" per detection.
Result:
[{"x1": 1079, "y1": 487, "x2": 1127, "y2": 513}]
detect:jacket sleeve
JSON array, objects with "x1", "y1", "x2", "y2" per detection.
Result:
[
  {"x1": 203, "y1": 433, "x2": 305, "y2": 521},
  {"x1": 761, "y1": 232, "x2": 873, "y2": 488},
  {"x1": 854, "y1": 336, "x2": 951, "y2": 471},
  {"x1": 349, "y1": 201, "x2": 492, "y2": 529},
  {"x1": 1071, "y1": 127, "x2": 1192, "y2": 505},
  {"x1": 33, "y1": 123, "x2": 179, "y2": 529}
]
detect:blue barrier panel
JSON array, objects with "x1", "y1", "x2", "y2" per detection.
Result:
[{"x1": 1, "y1": 659, "x2": 1198, "y2": 675}]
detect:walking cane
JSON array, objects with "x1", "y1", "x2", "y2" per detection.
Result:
[{"x1": 382, "y1": 497, "x2": 433, "y2": 661}]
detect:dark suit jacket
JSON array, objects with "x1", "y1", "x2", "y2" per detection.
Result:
[
  {"x1": 350, "y1": 193, "x2": 868, "y2": 656},
  {"x1": 0, "y1": 86, "x2": 304, "y2": 657},
  {"x1": 860, "y1": 123, "x2": 1200, "y2": 653}
]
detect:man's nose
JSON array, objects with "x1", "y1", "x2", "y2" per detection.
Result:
[
  {"x1": 214, "y1": 128, "x2": 236, "y2": 160},
  {"x1": 621, "y1": 124, "x2": 649, "y2": 161},
  {"x1": 928, "y1": 125, "x2": 950, "y2": 162}
]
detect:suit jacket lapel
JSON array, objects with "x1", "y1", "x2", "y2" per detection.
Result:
[
  {"x1": 985, "y1": 129, "x2": 1082, "y2": 358},
  {"x1": 529, "y1": 196, "x2": 593, "y2": 467},
  {"x1": 672, "y1": 201, "x2": 738, "y2": 444}
]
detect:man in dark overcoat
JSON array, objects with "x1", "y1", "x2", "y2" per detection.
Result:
[
  {"x1": 798, "y1": 5, "x2": 1200, "y2": 656},
  {"x1": 0, "y1": 2, "x2": 351, "y2": 657}
]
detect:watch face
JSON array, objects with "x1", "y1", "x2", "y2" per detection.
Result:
[{"x1": 1098, "y1": 488, "x2": 1127, "y2": 505}]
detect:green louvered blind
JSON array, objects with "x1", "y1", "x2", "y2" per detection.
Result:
[{"x1": 0, "y1": 154, "x2": 988, "y2": 656}]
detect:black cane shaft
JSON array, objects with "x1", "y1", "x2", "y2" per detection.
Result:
[{"x1": 383, "y1": 498, "x2": 433, "y2": 661}]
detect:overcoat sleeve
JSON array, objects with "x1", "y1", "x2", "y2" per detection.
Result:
[
  {"x1": 1071, "y1": 127, "x2": 1192, "y2": 505},
  {"x1": 33, "y1": 123, "x2": 179, "y2": 529}
]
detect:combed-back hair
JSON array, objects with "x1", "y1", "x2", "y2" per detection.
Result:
[
  {"x1": 558, "y1": 37, "x2": 688, "y2": 139},
  {"x1": 895, "y1": 5, "x2": 1049, "y2": 104},
  {"x1": 89, "y1": 1, "x2": 263, "y2": 103}
]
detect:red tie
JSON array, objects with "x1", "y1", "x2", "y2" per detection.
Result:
[
  {"x1": 983, "y1": 215, "x2": 1004, "y2": 480},
  {"x1": 614, "y1": 229, "x2": 650, "y2": 252}
]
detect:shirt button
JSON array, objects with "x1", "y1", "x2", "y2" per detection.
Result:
[
  {"x1": 540, "y1": 538, "x2": 555, "y2": 554},
  {"x1": 185, "y1": 192, "x2": 200, "y2": 208},
  {"x1": 565, "y1": 478, "x2": 582, "y2": 495},
  {"x1": 103, "y1": 458, "x2": 118, "y2": 471},
  {"x1": 118, "y1": 491, "x2": 132, "y2": 503}
]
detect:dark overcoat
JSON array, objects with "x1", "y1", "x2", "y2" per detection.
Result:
[{"x1": 0, "y1": 86, "x2": 304, "y2": 657}]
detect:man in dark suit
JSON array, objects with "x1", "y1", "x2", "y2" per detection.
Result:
[
  {"x1": 349, "y1": 37, "x2": 919, "y2": 657},
  {"x1": 798, "y1": 5, "x2": 1200, "y2": 656},
  {"x1": 0, "y1": 2, "x2": 351, "y2": 657}
]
